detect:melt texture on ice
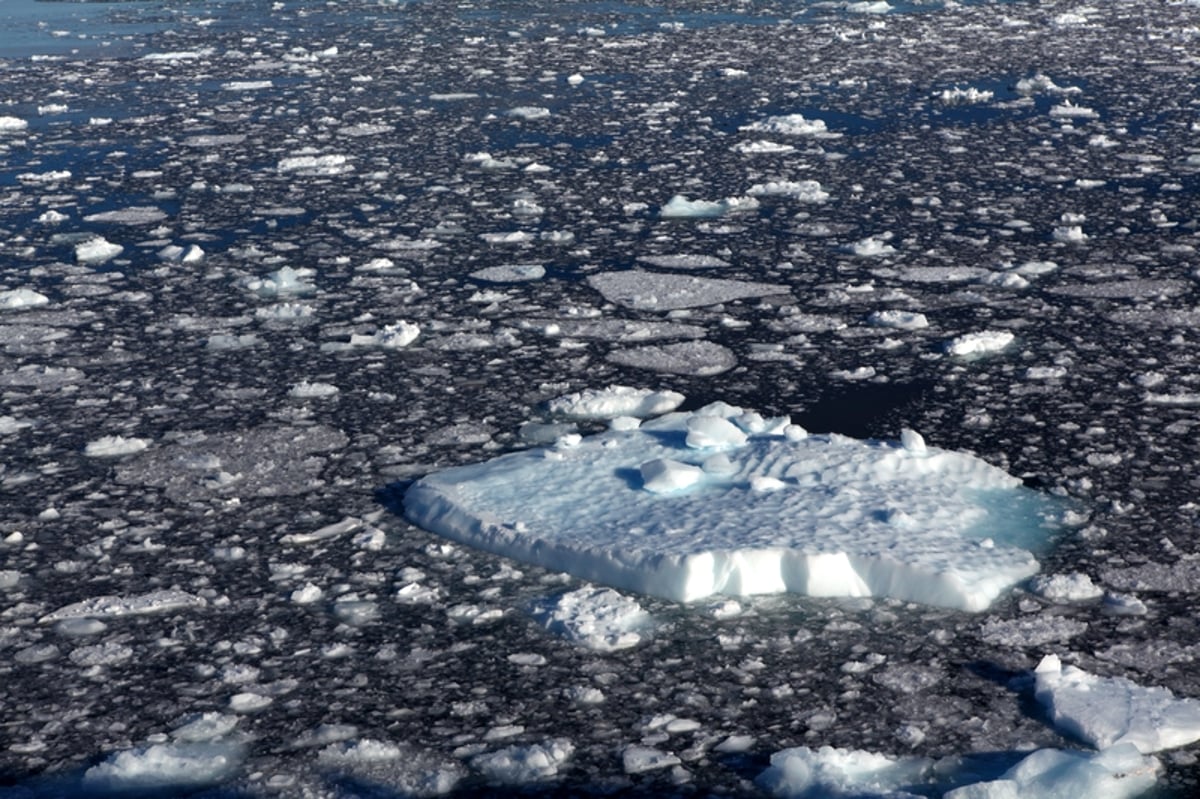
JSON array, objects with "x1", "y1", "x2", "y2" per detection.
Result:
[
  {"x1": 83, "y1": 742, "x2": 242, "y2": 792},
  {"x1": 405, "y1": 402, "x2": 1052, "y2": 610},
  {"x1": 1034, "y1": 654, "x2": 1200, "y2": 753},
  {"x1": 0, "y1": 288, "x2": 50, "y2": 310}
]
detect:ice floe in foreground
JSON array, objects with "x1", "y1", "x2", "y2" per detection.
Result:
[
  {"x1": 405, "y1": 402, "x2": 1057, "y2": 610},
  {"x1": 758, "y1": 742, "x2": 1159, "y2": 799},
  {"x1": 1034, "y1": 654, "x2": 1200, "y2": 753}
]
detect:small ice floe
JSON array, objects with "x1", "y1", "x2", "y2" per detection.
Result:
[
  {"x1": 222, "y1": 80, "x2": 273, "y2": 90},
  {"x1": 746, "y1": 180, "x2": 829, "y2": 202},
  {"x1": 83, "y1": 206, "x2": 168, "y2": 225},
  {"x1": 84, "y1": 435, "x2": 151, "y2": 457},
  {"x1": 867, "y1": 310, "x2": 928, "y2": 330},
  {"x1": 506, "y1": 106, "x2": 551, "y2": 120},
  {"x1": 348, "y1": 321, "x2": 420, "y2": 349},
  {"x1": 472, "y1": 740, "x2": 575, "y2": 784},
  {"x1": 545, "y1": 386, "x2": 685, "y2": 420},
  {"x1": 844, "y1": 233, "x2": 896, "y2": 257},
  {"x1": 608, "y1": 340, "x2": 737, "y2": 376},
  {"x1": 243, "y1": 266, "x2": 316, "y2": 298},
  {"x1": 944, "y1": 330, "x2": 1015, "y2": 358},
  {"x1": 0, "y1": 288, "x2": 50, "y2": 311},
  {"x1": 0, "y1": 116, "x2": 29, "y2": 131},
  {"x1": 75, "y1": 236, "x2": 124, "y2": 264},
  {"x1": 276, "y1": 153, "x2": 352, "y2": 175},
  {"x1": 1050, "y1": 99, "x2": 1098, "y2": 119},
  {"x1": 740, "y1": 113, "x2": 831, "y2": 137},
  {"x1": 731, "y1": 140, "x2": 796, "y2": 154},
  {"x1": 937, "y1": 86, "x2": 994, "y2": 105},
  {"x1": 1015, "y1": 73, "x2": 1082, "y2": 95},
  {"x1": 83, "y1": 742, "x2": 243, "y2": 794},
  {"x1": 1034, "y1": 654, "x2": 1200, "y2": 753},
  {"x1": 1027, "y1": 572, "x2": 1103, "y2": 602},
  {"x1": 288, "y1": 381, "x2": 339, "y2": 399},
  {"x1": 41, "y1": 589, "x2": 207, "y2": 623},
  {"x1": 470, "y1": 263, "x2": 545, "y2": 283},
  {"x1": 660, "y1": 194, "x2": 759, "y2": 218},
  {"x1": 587, "y1": 270, "x2": 788, "y2": 311}
]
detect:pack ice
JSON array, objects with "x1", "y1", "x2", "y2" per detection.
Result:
[{"x1": 405, "y1": 402, "x2": 1053, "y2": 611}]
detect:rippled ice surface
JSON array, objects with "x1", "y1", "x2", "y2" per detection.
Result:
[{"x1": 2, "y1": 0, "x2": 1200, "y2": 795}]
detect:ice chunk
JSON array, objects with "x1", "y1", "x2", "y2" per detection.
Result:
[
  {"x1": 83, "y1": 206, "x2": 168, "y2": 225},
  {"x1": 404, "y1": 403, "x2": 1052, "y2": 610},
  {"x1": 83, "y1": 742, "x2": 242, "y2": 792},
  {"x1": 943, "y1": 745, "x2": 1159, "y2": 799},
  {"x1": 472, "y1": 740, "x2": 574, "y2": 784},
  {"x1": 349, "y1": 321, "x2": 420, "y2": 349},
  {"x1": 75, "y1": 236, "x2": 124, "y2": 264},
  {"x1": 660, "y1": 194, "x2": 759, "y2": 218},
  {"x1": 243, "y1": 266, "x2": 316, "y2": 298},
  {"x1": 0, "y1": 116, "x2": 29, "y2": 131},
  {"x1": 608, "y1": 340, "x2": 737, "y2": 376},
  {"x1": 868, "y1": 310, "x2": 928, "y2": 330},
  {"x1": 758, "y1": 745, "x2": 933, "y2": 797},
  {"x1": 685, "y1": 415, "x2": 748, "y2": 449},
  {"x1": 637, "y1": 254, "x2": 731, "y2": 270},
  {"x1": 531, "y1": 585, "x2": 650, "y2": 651},
  {"x1": 276, "y1": 153, "x2": 352, "y2": 174},
  {"x1": 1027, "y1": 572, "x2": 1103, "y2": 602},
  {"x1": 746, "y1": 180, "x2": 829, "y2": 202},
  {"x1": 470, "y1": 263, "x2": 546, "y2": 282},
  {"x1": 41, "y1": 589, "x2": 207, "y2": 623},
  {"x1": 0, "y1": 288, "x2": 50, "y2": 310},
  {"x1": 589, "y1": 270, "x2": 788, "y2": 310},
  {"x1": 740, "y1": 113, "x2": 830, "y2": 137},
  {"x1": 317, "y1": 739, "x2": 464, "y2": 796},
  {"x1": 546, "y1": 386, "x2": 685, "y2": 420},
  {"x1": 84, "y1": 435, "x2": 151, "y2": 457},
  {"x1": 622, "y1": 745, "x2": 680, "y2": 774},
  {"x1": 1034, "y1": 655, "x2": 1200, "y2": 753},
  {"x1": 945, "y1": 331, "x2": 1015, "y2": 358}
]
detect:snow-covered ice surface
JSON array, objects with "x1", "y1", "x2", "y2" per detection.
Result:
[
  {"x1": 406, "y1": 403, "x2": 1056, "y2": 610},
  {"x1": 3, "y1": 0, "x2": 1200, "y2": 796}
]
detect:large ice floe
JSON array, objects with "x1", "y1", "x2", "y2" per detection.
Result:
[{"x1": 405, "y1": 401, "x2": 1056, "y2": 611}]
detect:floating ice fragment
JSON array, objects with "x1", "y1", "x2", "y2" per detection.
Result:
[
  {"x1": 0, "y1": 288, "x2": 50, "y2": 310},
  {"x1": 84, "y1": 435, "x2": 150, "y2": 457},
  {"x1": 531, "y1": 585, "x2": 650, "y2": 651},
  {"x1": 1034, "y1": 655, "x2": 1200, "y2": 753},
  {"x1": 349, "y1": 321, "x2": 420, "y2": 348},
  {"x1": 83, "y1": 742, "x2": 243, "y2": 793},
  {"x1": 404, "y1": 402, "x2": 1054, "y2": 610},
  {"x1": 758, "y1": 745, "x2": 933, "y2": 797},
  {"x1": 740, "y1": 113, "x2": 830, "y2": 137},
  {"x1": 945, "y1": 330, "x2": 1015, "y2": 358},
  {"x1": 41, "y1": 589, "x2": 207, "y2": 623},
  {"x1": 84, "y1": 206, "x2": 168, "y2": 225},
  {"x1": 222, "y1": 80, "x2": 273, "y2": 90},
  {"x1": 244, "y1": 266, "x2": 316, "y2": 298},
  {"x1": 685, "y1": 415, "x2": 748, "y2": 449},
  {"x1": 588, "y1": 270, "x2": 788, "y2": 310},
  {"x1": 507, "y1": 106, "x2": 551, "y2": 119},
  {"x1": 470, "y1": 263, "x2": 545, "y2": 282},
  {"x1": 0, "y1": 116, "x2": 29, "y2": 131},
  {"x1": 622, "y1": 745, "x2": 680, "y2": 774},
  {"x1": 746, "y1": 180, "x2": 829, "y2": 202},
  {"x1": 608, "y1": 340, "x2": 737, "y2": 376},
  {"x1": 937, "y1": 86, "x2": 994, "y2": 105},
  {"x1": 75, "y1": 236, "x2": 123, "y2": 264},
  {"x1": 660, "y1": 194, "x2": 759, "y2": 218},
  {"x1": 546, "y1": 386, "x2": 685, "y2": 420},
  {"x1": 1050, "y1": 100, "x2": 1098, "y2": 118},
  {"x1": 844, "y1": 233, "x2": 896, "y2": 257},
  {"x1": 868, "y1": 309, "x2": 928, "y2": 330},
  {"x1": 276, "y1": 153, "x2": 352, "y2": 174},
  {"x1": 1027, "y1": 572, "x2": 1103, "y2": 602},
  {"x1": 473, "y1": 740, "x2": 575, "y2": 784}
]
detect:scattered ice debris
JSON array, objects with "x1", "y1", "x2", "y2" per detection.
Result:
[
  {"x1": 1027, "y1": 572, "x2": 1103, "y2": 602},
  {"x1": 75, "y1": 236, "x2": 123, "y2": 264},
  {"x1": 405, "y1": 402, "x2": 1054, "y2": 610},
  {"x1": 0, "y1": 288, "x2": 50, "y2": 311},
  {"x1": 587, "y1": 270, "x2": 788, "y2": 310},
  {"x1": 660, "y1": 194, "x2": 759, "y2": 218},
  {"x1": 83, "y1": 435, "x2": 151, "y2": 457},
  {"x1": 545, "y1": 386, "x2": 685, "y2": 420},
  {"x1": 83, "y1": 742, "x2": 243, "y2": 793},
  {"x1": 945, "y1": 330, "x2": 1015, "y2": 358},
  {"x1": 41, "y1": 589, "x2": 208, "y2": 623},
  {"x1": 157, "y1": 243, "x2": 205, "y2": 263},
  {"x1": 979, "y1": 615, "x2": 1088, "y2": 648},
  {"x1": 472, "y1": 740, "x2": 574, "y2": 784},
  {"x1": 608, "y1": 340, "x2": 737, "y2": 376},
  {"x1": 1034, "y1": 655, "x2": 1200, "y2": 753}
]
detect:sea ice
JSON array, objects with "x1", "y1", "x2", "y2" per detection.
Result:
[
  {"x1": 607, "y1": 340, "x2": 738, "y2": 375},
  {"x1": 740, "y1": 113, "x2": 830, "y2": 137},
  {"x1": 941, "y1": 745, "x2": 1160, "y2": 799},
  {"x1": 83, "y1": 435, "x2": 151, "y2": 457},
  {"x1": 1034, "y1": 654, "x2": 1200, "y2": 753},
  {"x1": 945, "y1": 331, "x2": 1015, "y2": 358},
  {"x1": 757, "y1": 745, "x2": 934, "y2": 797},
  {"x1": 0, "y1": 288, "x2": 50, "y2": 310},
  {"x1": 472, "y1": 740, "x2": 575, "y2": 783},
  {"x1": 660, "y1": 194, "x2": 759, "y2": 218},
  {"x1": 40, "y1": 589, "x2": 208, "y2": 623},
  {"x1": 587, "y1": 270, "x2": 789, "y2": 310},
  {"x1": 405, "y1": 402, "x2": 1053, "y2": 610},
  {"x1": 75, "y1": 236, "x2": 124, "y2": 264},
  {"x1": 0, "y1": 116, "x2": 29, "y2": 131},
  {"x1": 545, "y1": 386, "x2": 685, "y2": 420},
  {"x1": 83, "y1": 742, "x2": 242, "y2": 793},
  {"x1": 531, "y1": 585, "x2": 651, "y2": 651}
]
